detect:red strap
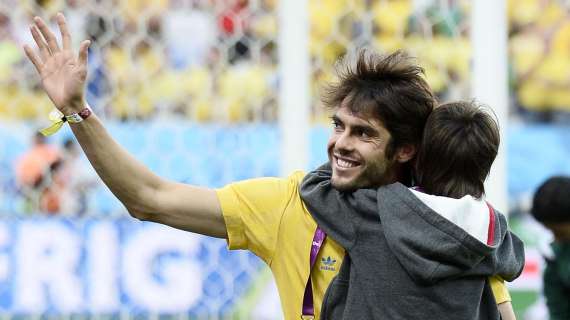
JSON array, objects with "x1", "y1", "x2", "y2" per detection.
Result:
[
  {"x1": 486, "y1": 204, "x2": 495, "y2": 245},
  {"x1": 78, "y1": 107, "x2": 92, "y2": 120}
]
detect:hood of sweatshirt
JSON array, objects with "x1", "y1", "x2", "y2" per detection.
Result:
[
  {"x1": 376, "y1": 183, "x2": 524, "y2": 285},
  {"x1": 300, "y1": 164, "x2": 525, "y2": 285}
]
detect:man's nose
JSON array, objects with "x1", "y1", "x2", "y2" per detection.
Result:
[{"x1": 334, "y1": 131, "x2": 354, "y2": 152}]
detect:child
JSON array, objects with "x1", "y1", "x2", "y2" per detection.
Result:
[
  {"x1": 531, "y1": 176, "x2": 570, "y2": 320},
  {"x1": 300, "y1": 101, "x2": 525, "y2": 319}
]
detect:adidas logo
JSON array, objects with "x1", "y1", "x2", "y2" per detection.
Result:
[{"x1": 320, "y1": 256, "x2": 337, "y2": 271}]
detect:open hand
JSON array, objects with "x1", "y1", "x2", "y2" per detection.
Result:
[{"x1": 23, "y1": 13, "x2": 91, "y2": 115}]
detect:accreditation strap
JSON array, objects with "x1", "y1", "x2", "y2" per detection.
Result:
[
  {"x1": 40, "y1": 107, "x2": 92, "y2": 136},
  {"x1": 301, "y1": 226, "x2": 326, "y2": 319}
]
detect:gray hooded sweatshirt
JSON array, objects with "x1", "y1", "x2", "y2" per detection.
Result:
[{"x1": 300, "y1": 165, "x2": 525, "y2": 320}]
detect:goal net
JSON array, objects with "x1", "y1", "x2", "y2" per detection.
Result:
[{"x1": 1, "y1": 0, "x2": 542, "y2": 319}]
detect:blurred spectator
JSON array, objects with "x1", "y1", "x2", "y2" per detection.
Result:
[
  {"x1": 63, "y1": 0, "x2": 88, "y2": 45},
  {"x1": 52, "y1": 138, "x2": 98, "y2": 216},
  {"x1": 14, "y1": 132, "x2": 62, "y2": 213},
  {"x1": 249, "y1": 0, "x2": 277, "y2": 45},
  {"x1": 0, "y1": 12, "x2": 23, "y2": 117},
  {"x1": 217, "y1": 0, "x2": 252, "y2": 63},
  {"x1": 508, "y1": 0, "x2": 570, "y2": 121},
  {"x1": 164, "y1": 0, "x2": 217, "y2": 69},
  {"x1": 531, "y1": 176, "x2": 570, "y2": 320},
  {"x1": 15, "y1": 132, "x2": 60, "y2": 188},
  {"x1": 106, "y1": 40, "x2": 164, "y2": 119},
  {"x1": 373, "y1": 0, "x2": 411, "y2": 38},
  {"x1": 219, "y1": 62, "x2": 273, "y2": 121},
  {"x1": 83, "y1": 8, "x2": 114, "y2": 115},
  {"x1": 309, "y1": 0, "x2": 348, "y2": 65},
  {"x1": 120, "y1": 0, "x2": 168, "y2": 21},
  {"x1": 5, "y1": 0, "x2": 570, "y2": 123}
]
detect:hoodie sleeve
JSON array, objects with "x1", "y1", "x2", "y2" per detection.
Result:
[{"x1": 482, "y1": 212, "x2": 526, "y2": 282}]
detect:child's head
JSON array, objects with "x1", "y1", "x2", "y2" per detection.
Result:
[
  {"x1": 415, "y1": 101, "x2": 500, "y2": 199},
  {"x1": 532, "y1": 176, "x2": 570, "y2": 241}
]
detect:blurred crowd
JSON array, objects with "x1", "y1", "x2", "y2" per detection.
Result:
[
  {"x1": 3, "y1": 0, "x2": 570, "y2": 217},
  {"x1": 1, "y1": 3, "x2": 568, "y2": 318},
  {"x1": 1, "y1": 0, "x2": 570, "y2": 123},
  {"x1": 13, "y1": 132, "x2": 97, "y2": 216},
  {"x1": 1, "y1": 0, "x2": 279, "y2": 122},
  {"x1": 509, "y1": 0, "x2": 570, "y2": 122}
]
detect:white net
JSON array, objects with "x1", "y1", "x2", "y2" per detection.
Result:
[
  {"x1": 309, "y1": 0, "x2": 472, "y2": 123},
  {"x1": 1, "y1": 0, "x2": 565, "y2": 318},
  {"x1": 0, "y1": 0, "x2": 480, "y2": 216},
  {"x1": 0, "y1": 0, "x2": 473, "y2": 318}
]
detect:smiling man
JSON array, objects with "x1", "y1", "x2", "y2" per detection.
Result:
[
  {"x1": 23, "y1": 14, "x2": 514, "y2": 319},
  {"x1": 328, "y1": 104, "x2": 406, "y2": 191}
]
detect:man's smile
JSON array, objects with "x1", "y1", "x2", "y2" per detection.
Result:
[{"x1": 332, "y1": 154, "x2": 361, "y2": 170}]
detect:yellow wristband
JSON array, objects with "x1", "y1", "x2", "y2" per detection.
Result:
[
  {"x1": 39, "y1": 109, "x2": 66, "y2": 136},
  {"x1": 39, "y1": 107, "x2": 93, "y2": 136}
]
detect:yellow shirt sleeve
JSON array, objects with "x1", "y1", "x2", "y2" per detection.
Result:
[
  {"x1": 489, "y1": 276, "x2": 511, "y2": 304},
  {"x1": 215, "y1": 172, "x2": 304, "y2": 264}
]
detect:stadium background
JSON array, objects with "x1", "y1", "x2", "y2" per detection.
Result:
[{"x1": 0, "y1": 0, "x2": 569, "y2": 318}]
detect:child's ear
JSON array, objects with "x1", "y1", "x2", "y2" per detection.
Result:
[{"x1": 395, "y1": 144, "x2": 416, "y2": 163}]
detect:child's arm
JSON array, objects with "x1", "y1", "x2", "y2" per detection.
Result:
[
  {"x1": 498, "y1": 302, "x2": 516, "y2": 320},
  {"x1": 490, "y1": 276, "x2": 516, "y2": 319}
]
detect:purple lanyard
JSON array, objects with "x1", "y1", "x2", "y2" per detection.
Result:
[{"x1": 301, "y1": 226, "x2": 327, "y2": 319}]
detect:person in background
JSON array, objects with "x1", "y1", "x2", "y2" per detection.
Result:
[
  {"x1": 531, "y1": 176, "x2": 570, "y2": 320},
  {"x1": 52, "y1": 138, "x2": 98, "y2": 216},
  {"x1": 14, "y1": 131, "x2": 62, "y2": 213}
]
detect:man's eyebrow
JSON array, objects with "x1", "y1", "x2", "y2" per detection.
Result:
[
  {"x1": 352, "y1": 124, "x2": 378, "y2": 135},
  {"x1": 330, "y1": 115, "x2": 378, "y2": 134}
]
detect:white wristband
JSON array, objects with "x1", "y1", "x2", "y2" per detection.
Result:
[{"x1": 65, "y1": 107, "x2": 92, "y2": 124}]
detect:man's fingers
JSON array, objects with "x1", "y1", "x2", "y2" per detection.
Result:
[
  {"x1": 78, "y1": 40, "x2": 91, "y2": 66},
  {"x1": 30, "y1": 25, "x2": 50, "y2": 61},
  {"x1": 23, "y1": 45, "x2": 43, "y2": 74},
  {"x1": 56, "y1": 13, "x2": 71, "y2": 50},
  {"x1": 33, "y1": 16, "x2": 60, "y2": 53}
]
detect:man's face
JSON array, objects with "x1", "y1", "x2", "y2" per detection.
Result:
[{"x1": 327, "y1": 104, "x2": 397, "y2": 191}]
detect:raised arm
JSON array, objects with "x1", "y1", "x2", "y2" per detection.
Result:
[{"x1": 23, "y1": 13, "x2": 226, "y2": 238}]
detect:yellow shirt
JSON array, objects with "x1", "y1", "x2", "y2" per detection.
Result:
[{"x1": 216, "y1": 172, "x2": 511, "y2": 320}]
